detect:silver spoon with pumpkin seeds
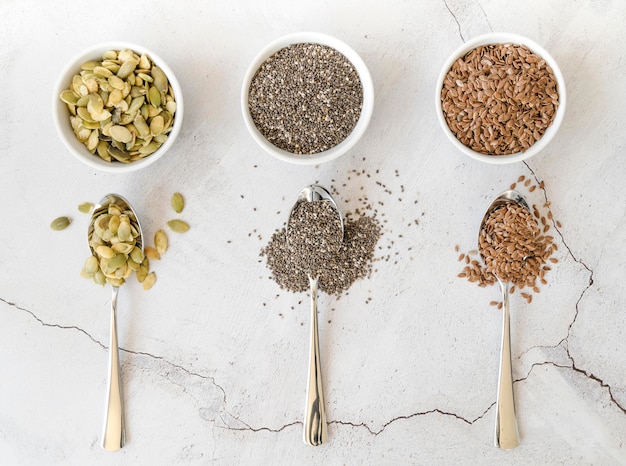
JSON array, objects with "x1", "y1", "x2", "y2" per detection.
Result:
[{"x1": 86, "y1": 194, "x2": 144, "y2": 451}]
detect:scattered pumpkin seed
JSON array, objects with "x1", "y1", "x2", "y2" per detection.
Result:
[
  {"x1": 50, "y1": 216, "x2": 71, "y2": 231},
  {"x1": 167, "y1": 219, "x2": 189, "y2": 233},
  {"x1": 171, "y1": 192, "x2": 184, "y2": 213},
  {"x1": 145, "y1": 246, "x2": 161, "y2": 261},
  {"x1": 155, "y1": 229, "x2": 168, "y2": 255},
  {"x1": 142, "y1": 272, "x2": 157, "y2": 290}
]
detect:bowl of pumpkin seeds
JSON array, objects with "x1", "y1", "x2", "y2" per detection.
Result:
[{"x1": 53, "y1": 42, "x2": 183, "y2": 172}]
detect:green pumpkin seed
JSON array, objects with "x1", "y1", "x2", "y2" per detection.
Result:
[
  {"x1": 78, "y1": 202, "x2": 94, "y2": 214},
  {"x1": 83, "y1": 256, "x2": 99, "y2": 275},
  {"x1": 106, "y1": 253, "x2": 127, "y2": 273},
  {"x1": 50, "y1": 216, "x2": 71, "y2": 231},
  {"x1": 60, "y1": 90, "x2": 79, "y2": 105},
  {"x1": 167, "y1": 219, "x2": 189, "y2": 233},
  {"x1": 148, "y1": 85, "x2": 161, "y2": 107},
  {"x1": 136, "y1": 258, "x2": 149, "y2": 282},
  {"x1": 151, "y1": 66, "x2": 168, "y2": 93},
  {"x1": 171, "y1": 192, "x2": 184, "y2": 213}
]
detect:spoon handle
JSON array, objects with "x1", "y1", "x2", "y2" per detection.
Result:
[
  {"x1": 101, "y1": 286, "x2": 125, "y2": 451},
  {"x1": 495, "y1": 282, "x2": 519, "y2": 449},
  {"x1": 304, "y1": 276, "x2": 327, "y2": 446}
]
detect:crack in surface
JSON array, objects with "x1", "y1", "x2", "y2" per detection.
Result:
[
  {"x1": 515, "y1": 360, "x2": 626, "y2": 415},
  {"x1": 443, "y1": 0, "x2": 465, "y2": 42},
  {"x1": 0, "y1": 297, "x2": 105, "y2": 348},
  {"x1": 0, "y1": 296, "x2": 227, "y2": 404},
  {"x1": 474, "y1": 0, "x2": 493, "y2": 32},
  {"x1": 516, "y1": 164, "x2": 624, "y2": 416},
  {"x1": 221, "y1": 403, "x2": 496, "y2": 437}
]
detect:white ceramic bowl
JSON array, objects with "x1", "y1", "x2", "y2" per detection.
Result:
[
  {"x1": 241, "y1": 32, "x2": 374, "y2": 165},
  {"x1": 53, "y1": 42, "x2": 184, "y2": 173},
  {"x1": 435, "y1": 33, "x2": 566, "y2": 164}
]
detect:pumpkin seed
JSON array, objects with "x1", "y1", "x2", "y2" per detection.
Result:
[
  {"x1": 136, "y1": 258, "x2": 149, "y2": 282},
  {"x1": 106, "y1": 253, "x2": 127, "y2": 273},
  {"x1": 151, "y1": 66, "x2": 168, "y2": 93},
  {"x1": 145, "y1": 246, "x2": 161, "y2": 261},
  {"x1": 142, "y1": 272, "x2": 156, "y2": 290},
  {"x1": 155, "y1": 229, "x2": 168, "y2": 255},
  {"x1": 50, "y1": 216, "x2": 71, "y2": 231},
  {"x1": 171, "y1": 192, "x2": 184, "y2": 213},
  {"x1": 95, "y1": 245, "x2": 115, "y2": 259},
  {"x1": 167, "y1": 219, "x2": 189, "y2": 233},
  {"x1": 148, "y1": 85, "x2": 161, "y2": 107},
  {"x1": 109, "y1": 125, "x2": 133, "y2": 143},
  {"x1": 149, "y1": 115, "x2": 164, "y2": 136},
  {"x1": 78, "y1": 202, "x2": 94, "y2": 214},
  {"x1": 60, "y1": 90, "x2": 79, "y2": 105},
  {"x1": 83, "y1": 255, "x2": 99, "y2": 275}
]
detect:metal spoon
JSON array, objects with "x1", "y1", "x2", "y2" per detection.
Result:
[
  {"x1": 88, "y1": 194, "x2": 144, "y2": 452},
  {"x1": 479, "y1": 190, "x2": 529, "y2": 450},
  {"x1": 287, "y1": 185, "x2": 344, "y2": 446}
]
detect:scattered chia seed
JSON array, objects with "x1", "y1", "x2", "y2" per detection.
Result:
[{"x1": 248, "y1": 43, "x2": 363, "y2": 155}]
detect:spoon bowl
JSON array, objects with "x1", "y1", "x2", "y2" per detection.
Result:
[
  {"x1": 479, "y1": 189, "x2": 529, "y2": 450},
  {"x1": 287, "y1": 185, "x2": 344, "y2": 446},
  {"x1": 88, "y1": 194, "x2": 144, "y2": 451}
]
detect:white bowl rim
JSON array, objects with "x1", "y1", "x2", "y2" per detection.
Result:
[
  {"x1": 435, "y1": 32, "x2": 567, "y2": 164},
  {"x1": 53, "y1": 41, "x2": 184, "y2": 173},
  {"x1": 241, "y1": 31, "x2": 374, "y2": 165}
]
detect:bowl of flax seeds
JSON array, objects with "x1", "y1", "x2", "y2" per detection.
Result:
[
  {"x1": 436, "y1": 33, "x2": 566, "y2": 164},
  {"x1": 241, "y1": 32, "x2": 374, "y2": 165}
]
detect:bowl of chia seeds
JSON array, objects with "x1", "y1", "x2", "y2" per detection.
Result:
[{"x1": 242, "y1": 32, "x2": 374, "y2": 165}]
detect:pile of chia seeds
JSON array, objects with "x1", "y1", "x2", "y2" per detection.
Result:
[
  {"x1": 248, "y1": 42, "x2": 363, "y2": 155},
  {"x1": 262, "y1": 202, "x2": 381, "y2": 296},
  {"x1": 285, "y1": 200, "x2": 343, "y2": 278}
]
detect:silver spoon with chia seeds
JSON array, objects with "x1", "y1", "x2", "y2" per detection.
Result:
[
  {"x1": 479, "y1": 190, "x2": 530, "y2": 450},
  {"x1": 287, "y1": 185, "x2": 344, "y2": 446},
  {"x1": 88, "y1": 194, "x2": 144, "y2": 451}
]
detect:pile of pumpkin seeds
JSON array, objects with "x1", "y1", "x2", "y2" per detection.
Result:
[
  {"x1": 59, "y1": 48, "x2": 177, "y2": 163},
  {"x1": 81, "y1": 200, "x2": 145, "y2": 287}
]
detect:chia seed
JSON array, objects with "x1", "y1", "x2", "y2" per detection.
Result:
[
  {"x1": 286, "y1": 200, "x2": 343, "y2": 279},
  {"x1": 262, "y1": 204, "x2": 381, "y2": 296},
  {"x1": 248, "y1": 43, "x2": 363, "y2": 155}
]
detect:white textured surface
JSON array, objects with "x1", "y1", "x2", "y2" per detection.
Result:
[{"x1": 1, "y1": 0, "x2": 625, "y2": 464}]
